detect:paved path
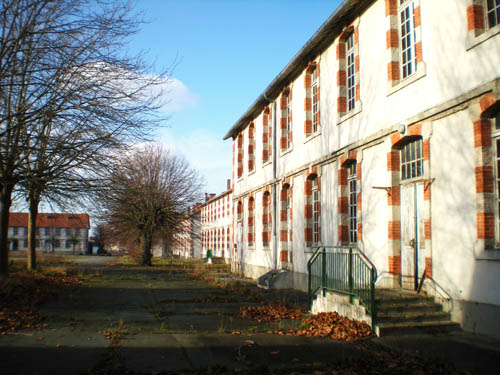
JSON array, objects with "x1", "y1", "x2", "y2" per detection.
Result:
[{"x1": 1, "y1": 257, "x2": 499, "y2": 374}]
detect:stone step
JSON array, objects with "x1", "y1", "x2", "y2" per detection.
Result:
[
  {"x1": 378, "y1": 320, "x2": 461, "y2": 336},
  {"x1": 377, "y1": 310, "x2": 452, "y2": 324},
  {"x1": 376, "y1": 300, "x2": 443, "y2": 314}
]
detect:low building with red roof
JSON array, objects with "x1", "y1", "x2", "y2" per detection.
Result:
[{"x1": 8, "y1": 212, "x2": 90, "y2": 254}]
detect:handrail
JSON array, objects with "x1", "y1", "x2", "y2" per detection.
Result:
[{"x1": 307, "y1": 245, "x2": 378, "y2": 328}]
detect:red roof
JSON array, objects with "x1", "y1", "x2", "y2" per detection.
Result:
[{"x1": 9, "y1": 213, "x2": 90, "y2": 228}]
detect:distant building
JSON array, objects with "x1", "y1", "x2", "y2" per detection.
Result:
[
  {"x1": 200, "y1": 180, "x2": 233, "y2": 263},
  {"x1": 9, "y1": 212, "x2": 90, "y2": 254},
  {"x1": 170, "y1": 204, "x2": 202, "y2": 259}
]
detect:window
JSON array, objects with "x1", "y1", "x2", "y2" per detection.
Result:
[
  {"x1": 66, "y1": 240, "x2": 71, "y2": 249},
  {"x1": 348, "y1": 163, "x2": 358, "y2": 244},
  {"x1": 346, "y1": 34, "x2": 356, "y2": 112},
  {"x1": 400, "y1": 138, "x2": 424, "y2": 180},
  {"x1": 262, "y1": 191, "x2": 271, "y2": 247},
  {"x1": 400, "y1": 0, "x2": 417, "y2": 79},
  {"x1": 44, "y1": 227, "x2": 50, "y2": 235},
  {"x1": 13, "y1": 227, "x2": 18, "y2": 235},
  {"x1": 23, "y1": 227, "x2": 28, "y2": 235},
  {"x1": 280, "y1": 88, "x2": 292, "y2": 151},
  {"x1": 248, "y1": 123, "x2": 255, "y2": 172},
  {"x1": 248, "y1": 197, "x2": 255, "y2": 247},
  {"x1": 486, "y1": 0, "x2": 500, "y2": 28},
  {"x1": 55, "y1": 227, "x2": 61, "y2": 236},
  {"x1": 305, "y1": 64, "x2": 320, "y2": 136},
  {"x1": 237, "y1": 134, "x2": 244, "y2": 178},
  {"x1": 55, "y1": 239, "x2": 60, "y2": 248},
  {"x1": 262, "y1": 106, "x2": 272, "y2": 163},
  {"x1": 312, "y1": 178, "x2": 320, "y2": 244},
  {"x1": 23, "y1": 240, "x2": 28, "y2": 248}
]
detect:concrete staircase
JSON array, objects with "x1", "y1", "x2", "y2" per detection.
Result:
[{"x1": 376, "y1": 288, "x2": 460, "y2": 335}]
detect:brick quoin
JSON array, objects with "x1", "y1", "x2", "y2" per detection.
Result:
[
  {"x1": 386, "y1": 29, "x2": 399, "y2": 48},
  {"x1": 387, "y1": 151, "x2": 400, "y2": 172},
  {"x1": 391, "y1": 133, "x2": 402, "y2": 146},
  {"x1": 474, "y1": 120, "x2": 492, "y2": 148},
  {"x1": 280, "y1": 251, "x2": 288, "y2": 262},
  {"x1": 414, "y1": 6, "x2": 421, "y2": 27},
  {"x1": 423, "y1": 140, "x2": 430, "y2": 160},
  {"x1": 337, "y1": 70, "x2": 346, "y2": 86},
  {"x1": 475, "y1": 166, "x2": 494, "y2": 193},
  {"x1": 338, "y1": 168, "x2": 348, "y2": 185},
  {"x1": 338, "y1": 225, "x2": 349, "y2": 242},
  {"x1": 388, "y1": 255, "x2": 401, "y2": 275},
  {"x1": 338, "y1": 197, "x2": 348, "y2": 214},
  {"x1": 388, "y1": 221, "x2": 401, "y2": 240},
  {"x1": 415, "y1": 41, "x2": 423, "y2": 63},
  {"x1": 385, "y1": 0, "x2": 397, "y2": 16},
  {"x1": 336, "y1": 43, "x2": 346, "y2": 60},
  {"x1": 425, "y1": 257, "x2": 432, "y2": 278},
  {"x1": 408, "y1": 123, "x2": 422, "y2": 136},
  {"x1": 467, "y1": 5, "x2": 484, "y2": 31},
  {"x1": 480, "y1": 93, "x2": 496, "y2": 112},
  {"x1": 477, "y1": 212, "x2": 495, "y2": 239},
  {"x1": 388, "y1": 186, "x2": 401, "y2": 206},
  {"x1": 387, "y1": 61, "x2": 400, "y2": 82},
  {"x1": 424, "y1": 219, "x2": 431, "y2": 240}
]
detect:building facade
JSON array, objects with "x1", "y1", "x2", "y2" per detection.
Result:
[
  {"x1": 9, "y1": 212, "x2": 90, "y2": 254},
  {"x1": 201, "y1": 181, "x2": 233, "y2": 263},
  {"x1": 224, "y1": 0, "x2": 500, "y2": 337},
  {"x1": 170, "y1": 205, "x2": 202, "y2": 259}
]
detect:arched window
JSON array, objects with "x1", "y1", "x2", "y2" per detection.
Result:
[
  {"x1": 304, "y1": 63, "x2": 320, "y2": 136},
  {"x1": 248, "y1": 123, "x2": 255, "y2": 172},
  {"x1": 400, "y1": 138, "x2": 424, "y2": 181},
  {"x1": 237, "y1": 134, "x2": 244, "y2": 178},
  {"x1": 280, "y1": 88, "x2": 292, "y2": 151},
  {"x1": 305, "y1": 174, "x2": 320, "y2": 246},
  {"x1": 248, "y1": 197, "x2": 255, "y2": 247},
  {"x1": 262, "y1": 106, "x2": 272, "y2": 163},
  {"x1": 348, "y1": 162, "x2": 358, "y2": 244},
  {"x1": 262, "y1": 191, "x2": 271, "y2": 247}
]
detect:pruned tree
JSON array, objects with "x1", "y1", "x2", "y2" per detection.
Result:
[
  {"x1": 0, "y1": 0, "x2": 169, "y2": 274},
  {"x1": 101, "y1": 144, "x2": 203, "y2": 266}
]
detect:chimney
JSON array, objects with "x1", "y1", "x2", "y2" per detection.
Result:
[
  {"x1": 227, "y1": 179, "x2": 231, "y2": 191},
  {"x1": 205, "y1": 193, "x2": 209, "y2": 202},
  {"x1": 210, "y1": 193, "x2": 216, "y2": 200}
]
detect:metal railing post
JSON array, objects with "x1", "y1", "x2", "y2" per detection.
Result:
[
  {"x1": 370, "y1": 267, "x2": 377, "y2": 329},
  {"x1": 348, "y1": 247, "x2": 353, "y2": 303},
  {"x1": 322, "y1": 247, "x2": 327, "y2": 297}
]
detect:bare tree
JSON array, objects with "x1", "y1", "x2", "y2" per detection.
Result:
[
  {"x1": 0, "y1": 0, "x2": 169, "y2": 274},
  {"x1": 101, "y1": 144, "x2": 203, "y2": 266}
]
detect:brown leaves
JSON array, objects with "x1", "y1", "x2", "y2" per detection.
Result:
[
  {"x1": 239, "y1": 303, "x2": 305, "y2": 323},
  {"x1": 0, "y1": 270, "x2": 81, "y2": 334},
  {"x1": 239, "y1": 303, "x2": 373, "y2": 343},
  {"x1": 295, "y1": 312, "x2": 374, "y2": 343}
]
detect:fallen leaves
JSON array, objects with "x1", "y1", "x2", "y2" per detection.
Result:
[
  {"x1": 239, "y1": 302, "x2": 373, "y2": 343},
  {"x1": 295, "y1": 312, "x2": 374, "y2": 343},
  {"x1": 239, "y1": 303, "x2": 305, "y2": 322},
  {"x1": 0, "y1": 270, "x2": 81, "y2": 334}
]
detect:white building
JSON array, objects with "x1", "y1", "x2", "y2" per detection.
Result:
[
  {"x1": 224, "y1": 0, "x2": 500, "y2": 337},
  {"x1": 201, "y1": 181, "x2": 233, "y2": 263},
  {"x1": 170, "y1": 204, "x2": 202, "y2": 259},
  {"x1": 9, "y1": 212, "x2": 90, "y2": 254}
]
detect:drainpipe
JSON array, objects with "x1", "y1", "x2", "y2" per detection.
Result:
[{"x1": 272, "y1": 99, "x2": 278, "y2": 270}]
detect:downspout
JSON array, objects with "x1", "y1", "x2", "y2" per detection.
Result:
[{"x1": 271, "y1": 98, "x2": 278, "y2": 270}]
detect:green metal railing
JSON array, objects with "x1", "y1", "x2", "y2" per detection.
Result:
[{"x1": 307, "y1": 246, "x2": 377, "y2": 326}]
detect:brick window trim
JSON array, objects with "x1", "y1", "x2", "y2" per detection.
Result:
[
  {"x1": 466, "y1": 0, "x2": 500, "y2": 49},
  {"x1": 385, "y1": 0, "x2": 426, "y2": 96}
]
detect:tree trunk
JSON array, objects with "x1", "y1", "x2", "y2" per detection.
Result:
[
  {"x1": 27, "y1": 194, "x2": 40, "y2": 271},
  {"x1": 0, "y1": 184, "x2": 14, "y2": 276},
  {"x1": 140, "y1": 232, "x2": 153, "y2": 266}
]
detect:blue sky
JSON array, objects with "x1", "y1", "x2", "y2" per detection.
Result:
[{"x1": 130, "y1": 0, "x2": 342, "y2": 194}]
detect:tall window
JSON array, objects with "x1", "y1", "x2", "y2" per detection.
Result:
[
  {"x1": 346, "y1": 33, "x2": 356, "y2": 112},
  {"x1": 280, "y1": 89, "x2": 292, "y2": 151},
  {"x1": 248, "y1": 197, "x2": 255, "y2": 247},
  {"x1": 400, "y1": 0, "x2": 417, "y2": 79},
  {"x1": 312, "y1": 178, "x2": 320, "y2": 244},
  {"x1": 487, "y1": 0, "x2": 500, "y2": 28},
  {"x1": 237, "y1": 134, "x2": 244, "y2": 178},
  {"x1": 311, "y1": 67, "x2": 319, "y2": 133},
  {"x1": 262, "y1": 191, "x2": 271, "y2": 247},
  {"x1": 348, "y1": 163, "x2": 357, "y2": 244},
  {"x1": 248, "y1": 123, "x2": 255, "y2": 172},
  {"x1": 401, "y1": 138, "x2": 424, "y2": 180},
  {"x1": 263, "y1": 107, "x2": 272, "y2": 163}
]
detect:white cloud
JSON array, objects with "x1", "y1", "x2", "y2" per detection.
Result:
[
  {"x1": 157, "y1": 77, "x2": 199, "y2": 112},
  {"x1": 159, "y1": 129, "x2": 232, "y2": 194}
]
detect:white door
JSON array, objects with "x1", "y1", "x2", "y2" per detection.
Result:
[{"x1": 400, "y1": 183, "x2": 426, "y2": 290}]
